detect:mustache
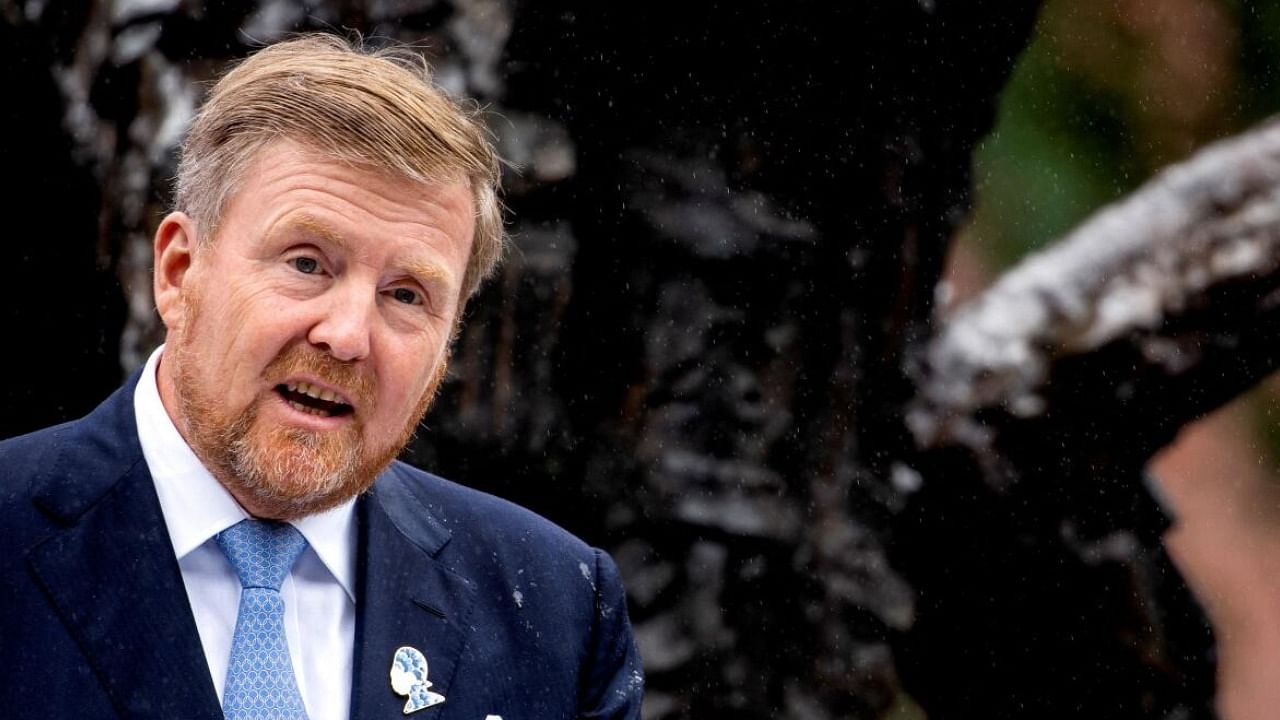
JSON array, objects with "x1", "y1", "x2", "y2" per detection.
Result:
[{"x1": 264, "y1": 345, "x2": 375, "y2": 410}]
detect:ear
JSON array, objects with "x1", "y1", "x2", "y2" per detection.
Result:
[{"x1": 153, "y1": 211, "x2": 199, "y2": 331}]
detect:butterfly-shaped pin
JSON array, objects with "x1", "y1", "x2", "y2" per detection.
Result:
[{"x1": 390, "y1": 646, "x2": 446, "y2": 714}]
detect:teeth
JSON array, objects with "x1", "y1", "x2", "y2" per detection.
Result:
[
  {"x1": 288, "y1": 381, "x2": 344, "y2": 405},
  {"x1": 287, "y1": 399, "x2": 332, "y2": 417}
]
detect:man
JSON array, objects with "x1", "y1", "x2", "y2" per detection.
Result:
[{"x1": 0, "y1": 35, "x2": 642, "y2": 720}]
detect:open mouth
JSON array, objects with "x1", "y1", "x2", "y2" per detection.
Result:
[{"x1": 275, "y1": 382, "x2": 354, "y2": 418}]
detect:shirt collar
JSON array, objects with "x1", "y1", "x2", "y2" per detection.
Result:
[{"x1": 134, "y1": 345, "x2": 358, "y2": 601}]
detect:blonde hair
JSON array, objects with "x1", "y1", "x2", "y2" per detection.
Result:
[{"x1": 175, "y1": 34, "x2": 504, "y2": 300}]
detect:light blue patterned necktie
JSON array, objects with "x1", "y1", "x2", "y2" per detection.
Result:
[{"x1": 216, "y1": 519, "x2": 311, "y2": 720}]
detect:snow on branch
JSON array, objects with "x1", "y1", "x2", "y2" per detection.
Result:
[{"x1": 909, "y1": 117, "x2": 1280, "y2": 463}]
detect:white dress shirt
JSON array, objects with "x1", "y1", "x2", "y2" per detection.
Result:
[{"x1": 134, "y1": 346, "x2": 356, "y2": 720}]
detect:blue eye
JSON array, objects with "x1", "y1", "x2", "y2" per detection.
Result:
[
  {"x1": 292, "y1": 257, "x2": 319, "y2": 274},
  {"x1": 392, "y1": 288, "x2": 419, "y2": 305}
]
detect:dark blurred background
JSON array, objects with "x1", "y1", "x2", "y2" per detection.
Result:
[{"x1": 4, "y1": 1, "x2": 1280, "y2": 717}]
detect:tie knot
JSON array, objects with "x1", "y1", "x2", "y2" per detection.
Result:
[{"x1": 216, "y1": 519, "x2": 308, "y2": 591}]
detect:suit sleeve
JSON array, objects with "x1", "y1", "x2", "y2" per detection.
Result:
[{"x1": 579, "y1": 548, "x2": 644, "y2": 719}]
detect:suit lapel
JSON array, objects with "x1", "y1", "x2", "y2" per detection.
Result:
[
  {"x1": 350, "y1": 471, "x2": 476, "y2": 720},
  {"x1": 26, "y1": 380, "x2": 221, "y2": 720}
]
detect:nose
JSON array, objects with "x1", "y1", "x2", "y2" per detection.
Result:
[{"x1": 307, "y1": 281, "x2": 374, "y2": 362}]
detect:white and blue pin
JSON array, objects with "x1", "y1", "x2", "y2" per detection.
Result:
[{"x1": 390, "y1": 646, "x2": 446, "y2": 714}]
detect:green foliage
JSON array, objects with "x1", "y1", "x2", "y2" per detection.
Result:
[
  {"x1": 968, "y1": 0, "x2": 1280, "y2": 268},
  {"x1": 969, "y1": 45, "x2": 1138, "y2": 266}
]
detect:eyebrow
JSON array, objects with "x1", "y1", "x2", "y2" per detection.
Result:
[
  {"x1": 280, "y1": 214, "x2": 454, "y2": 287},
  {"x1": 402, "y1": 259, "x2": 451, "y2": 286},
  {"x1": 285, "y1": 214, "x2": 351, "y2": 251}
]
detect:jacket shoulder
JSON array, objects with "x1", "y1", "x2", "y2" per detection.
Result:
[
  {"x1": 0, "y1": 378, "x2": 143, "y2": 555},
  {"x1": 0, "y1": 421, "x2": 78, "y2": 551},
  {"x1": 0, "y1": 420, "x2": 71, "y2": 469}
]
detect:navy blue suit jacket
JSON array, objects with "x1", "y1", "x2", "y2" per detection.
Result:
[{"x1": 0, "y1": 374, "x2": 643, "y2": 719}]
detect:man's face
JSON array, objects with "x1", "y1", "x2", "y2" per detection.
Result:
[{"x1": 155, "y1": 140, "x2": 474, "y2": 519}]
